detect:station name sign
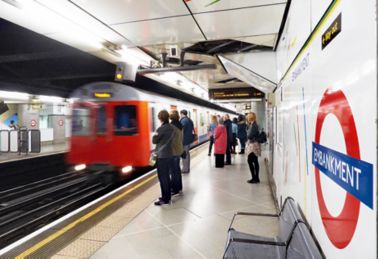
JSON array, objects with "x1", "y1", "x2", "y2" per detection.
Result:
[
  {"x1": 209, "y1": 87, "x2": 264, "y2": 100},
  {"x1": 312, "y1": 142, "x2": 373, "y2": 209}
]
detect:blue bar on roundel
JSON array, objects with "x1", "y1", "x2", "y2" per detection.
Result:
[{"x1": 312, "y1": 142, "x2": 373, "y2": 209}]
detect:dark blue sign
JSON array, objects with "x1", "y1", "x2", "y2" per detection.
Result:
[{"x1": 312, "y1": 142, "x2": 373, "y2": 209}]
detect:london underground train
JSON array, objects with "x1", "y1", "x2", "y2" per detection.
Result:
[{"x1": 67, "y1": 82, "x2": 225, "y2": 176}]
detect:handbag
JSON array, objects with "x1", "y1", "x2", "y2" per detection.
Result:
[
  {"x1": 149, "y1": 151, "x2": 158, "y2": 166},
  {"x1": 181, "y1": 150, "x2": 187, "y2": 159},
  {"x1": 246, "y1": 141, "x2": 261, "y2": 157}
]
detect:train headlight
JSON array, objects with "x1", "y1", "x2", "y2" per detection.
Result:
[
  {"x1": 121, "y1": 165, "x2": 133, "y2": 174},
  {"x1": 74, "y1": 164, "x2": 86, "y2": 171}
]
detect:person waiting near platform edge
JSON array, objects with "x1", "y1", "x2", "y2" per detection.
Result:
[
  {"x1": 180, "y1": 109, "x2": 195, "y2": 173},
  {"x1": 9, "y1": 120, "x2": 18, "y2": 130},
  {"x1": 231, "y1": 118, "x2": 238, "y2": 154},
  {"x1": 223, "y1": 114, "x2": 233, "y2": 165},
  {"x1": 237, "y1": 115, "x2": 247, "y2": 154},
  {"x1": 208, "y1": 115, "x2": 218, "y2": 156},
  {"x1": 169, "y1": 110, "x2": 184, "y2": 196},
  {"x1": 152, "y1": 110, "x2": 174, "y2": 206},
  {"x1": 214, "y1": 117, "x2": 227, "y2": 168},
  {"x1": 246, "y1": 112, "x2": 261, "y2": 184}
]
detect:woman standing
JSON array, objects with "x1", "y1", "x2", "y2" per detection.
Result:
[
  {"x1": 237, "y1": 115, "x2": 247, "y2": 154},
  {"x1": 213, "y1": 118, "x2": 227, "y2": 168},
  {"x1": 208, "y1": 115, "x2": 218, "y2": 156},
  {"x1": 246, "y1": 112, "x2": 261, "y2": 183},
  {"x1": 152, "y1": 110, "x2": 174, "y2": 205}
]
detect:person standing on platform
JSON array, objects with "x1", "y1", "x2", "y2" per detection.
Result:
[
  {"x1": 223, "y1": 114, "x2": 233, "y2": 165},
  {"x1": 208, "y1": 115, "x2": 218, "y2": 156},
  {"x1": 246, "y1": 112, "x2": 261, "y2": 184},
  {"x1": 153, "y1": 110, "x2": 174, "y2": 206},
  {"x1": 180, "y1": 110, "x2": 195, "y2": 173},
  {"x1": 231, "y1": 118, "x2": 238, "y2": 154},
  {"x1": 169, "y1": 110, "x2": 184, "y2": 196},
  {"x1": 214, "y1": 118, "x2": 227, "y2": 168},
  {"x1": 237, "y1": 115, "x2": 247, "y2": 154},
  {"x1": 9, "y1": 120, "x2": 18, "y2": 130}
]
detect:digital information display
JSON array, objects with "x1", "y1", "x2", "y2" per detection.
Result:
[{"x1": 209, "y1": 87, "x2": 264, "y2": 100}]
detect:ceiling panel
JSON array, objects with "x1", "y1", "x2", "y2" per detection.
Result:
[
  {"x1": 112, "y1": 16, "x2": 205, "y2": 46},
  {"x1": 219, "y1": 56, "x2": 276, "y2": 93},
  {"x1": 195, "y1": 4, "x2": 286, "y2": 40},
  {"x1": 71, "y1": 0, "x2": 189, "y2": 25},
  {"x1": 187, "y1": 0, "x2": 287, "y2": 13},
  {"x1": 233, "y1": 34, "x2": 277, "y2": 47}
]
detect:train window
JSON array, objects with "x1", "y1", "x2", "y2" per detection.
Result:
[
  {"x1": 96, "y1": 106, "x2": 106, "y2": 134},
  {"x1": 72, "y1": 108, "x2": 90, "y2": 136},
  {"x1": 114, "y1": 105, "x2": 138, "y2": 136}
]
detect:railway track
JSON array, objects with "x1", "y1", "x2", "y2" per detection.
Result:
[{"x1": 0, "y1": 170, "x2": 110, "y2": 249}]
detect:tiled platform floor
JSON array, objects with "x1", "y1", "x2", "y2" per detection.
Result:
[{"x1": 54, "y1": 145, "x2": 277, "y2": 259}]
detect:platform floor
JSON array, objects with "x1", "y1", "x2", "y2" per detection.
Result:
[
  {"x1": 53, "y1": 145, "x2": 277, "y2": 259},
  {"x1": 0, "y1": 142, "x2": 68, "y2": 163}
]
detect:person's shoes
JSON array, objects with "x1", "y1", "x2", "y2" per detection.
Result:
[
  {"x1": 238, "y1": 151, "x2": 245, "y2": 154},
  {"x1": 172, "y1": 190, "x2": 183, "y2": 197},
  {"x1": 225, "y1": 162, "x2": 231, "y2": 165},
  {"x1": 208, "y1": 153, "x2": 211, "y2": 156},
  {"x1": 182, "y1": 171, "x2": 190, "y2": 174},
  {"x1": 247, "y1": 179, "x2": 254, "y2": 183},
  {"x1": 154, "y1": 199, "x2": 170, "y2": 206}
]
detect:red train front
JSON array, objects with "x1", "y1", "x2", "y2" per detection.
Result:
[{"x1": 67, "y1": 82, "x2": 152, "y2": 175}]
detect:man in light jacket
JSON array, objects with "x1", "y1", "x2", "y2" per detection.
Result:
[{"x1": 170, "y1": 110, "x2": 184, "y2": 195}]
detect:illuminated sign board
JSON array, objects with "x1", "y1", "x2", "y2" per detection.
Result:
[
  {"x1": 209, "y1": 87, "x2": 264, "y2": 100},
  {"x1": 93, "y1": 92, "x2": 112, "y2": 98}
]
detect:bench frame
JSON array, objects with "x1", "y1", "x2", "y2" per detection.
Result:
[{"x1": 224, "y1": 197, "x2": 324, "y2": 258}]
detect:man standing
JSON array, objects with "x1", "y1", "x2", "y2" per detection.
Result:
[
  {"x1": 223, "y1": 114, "x2": 233, "y2": 165},
  {"x1": 180, "y1": 110, "x2": 194, "y2": 173}
]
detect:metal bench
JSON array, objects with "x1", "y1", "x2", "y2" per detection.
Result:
[{"x1": 224, "y1": 197, "x2": 324, "y2": 259}]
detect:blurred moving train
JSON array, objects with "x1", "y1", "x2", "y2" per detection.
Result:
[{"x1": 67, "y1": 82, "x2": 227, "y2": 176}]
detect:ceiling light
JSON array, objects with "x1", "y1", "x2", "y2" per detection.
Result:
[
  {"x1": 0, "y1": 90, "x2": 29, "y2": 100},
  {"x1": 38, "y1": 95, "x2": 65, "y2": 103}
]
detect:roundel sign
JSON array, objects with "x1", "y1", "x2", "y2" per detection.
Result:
[
  {"x1": 313, "y1": 88, "x2": 373, "y2": 249},
  {"x1": 30, "y1": 119, "x2": 37, "y2": 128}
]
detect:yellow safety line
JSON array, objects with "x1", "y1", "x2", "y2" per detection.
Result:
[{"x1": 16, "y1": 174, "x2": 157, "y2": 259}]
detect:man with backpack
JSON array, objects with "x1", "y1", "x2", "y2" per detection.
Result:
[{"x1": 180, "y1": 110, "x2": 195, "y2": 173}]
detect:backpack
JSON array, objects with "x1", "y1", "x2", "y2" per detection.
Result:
[{"x1": 257, "y1": 130, "x2": 267, "y2": 144}]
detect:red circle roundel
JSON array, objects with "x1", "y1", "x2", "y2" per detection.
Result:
[
  {"x1": 314, "y1": 88, "x2": 360, "y2": 249},
  {"x1": 30, "y1": 119, "x2": 36, "y2": 128}
]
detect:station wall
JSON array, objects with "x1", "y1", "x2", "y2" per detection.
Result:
[{"x1": 273, "y1": 0, "x2": 377, "y2": 258}]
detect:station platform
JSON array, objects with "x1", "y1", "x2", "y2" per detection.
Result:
[
  {"x1": 0, "y1": 142, "x2": 68, "y2": 164},
  {"x1": 51, "y1": 144, "x2": 278, "y2": 259}
]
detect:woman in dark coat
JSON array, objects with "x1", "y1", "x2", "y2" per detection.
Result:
[
  {"x1": 246, "y1": 112, "x2": 261, "y2": 184},
  {"x1": 152, "y1": 110, "x2": 174, "y2": 205}
]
